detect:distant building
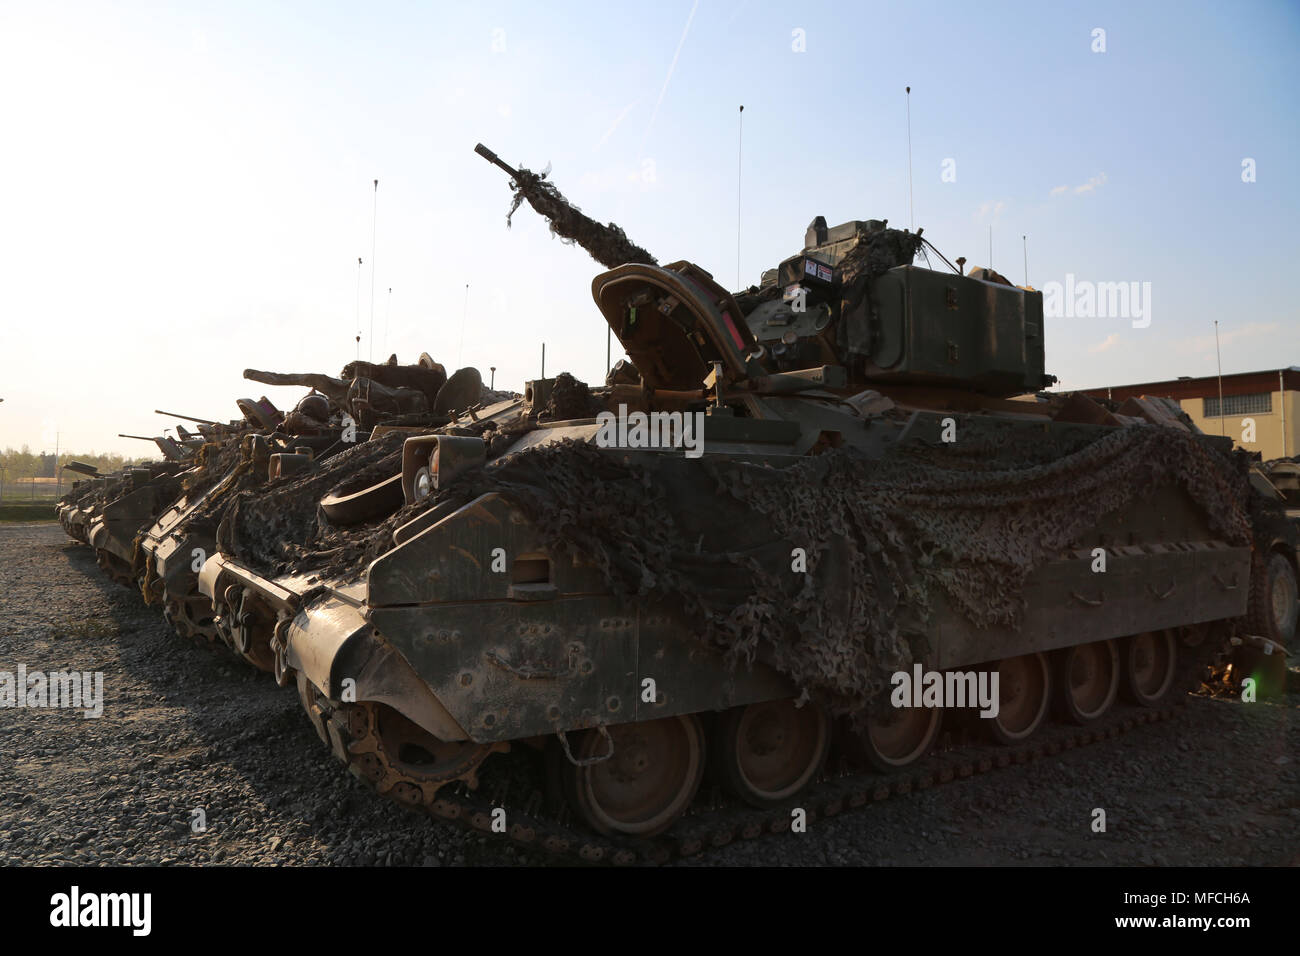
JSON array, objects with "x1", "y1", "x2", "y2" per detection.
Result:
[{"x1": 1078, "y1": 367, "x2": 1299, "y2": 460}]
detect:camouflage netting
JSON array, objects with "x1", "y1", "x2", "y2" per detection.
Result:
[
  {"x1": 180, "y1": 447, "x2": 270, "y2": 541},
  {"x1": 215, "y1": 433, "x2": 408, "y2": 578},
  {"x1": 734, "y1": 225, "x2": 927, "y2": 314},
  {"x1": 539, "y1": 372, "x2": 604, "y2": 422},
  {"x1": 214, "y1": 388, "x2": 553, "y2": 579},
  {"x1": 835, "y1": 227, "x2": 925, "y2": 286},
  {"x1": 207, "y1": 395, "x2": 1253, "y2": 719},
  {"x1": 433, "y1": 423, "x2": 1252, "y2": 719},
  {"x1": 181, "y1": 439, "x2": 245, "y2": 498},
  {"x1": 505, "y1": 165, "x2": 658, "y2": 270},
  {"x1": 837, "y1": 228, "x2": 926, "y2": 359}
]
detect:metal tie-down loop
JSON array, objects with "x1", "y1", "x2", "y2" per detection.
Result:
[{"x1": 556, "y1": 723, "x2": 614, "y2": 767}]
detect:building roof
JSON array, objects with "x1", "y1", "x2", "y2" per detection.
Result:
[{"x1": 1078, "y1": 367, "x2": 1300, "y2": 402}]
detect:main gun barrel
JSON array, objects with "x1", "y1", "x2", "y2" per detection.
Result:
[{"x1": 155, "y1": 409, "x2": 220, "y2": 426}]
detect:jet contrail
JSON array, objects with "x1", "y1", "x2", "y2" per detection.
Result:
[
  {"x1": 640, "y1": 0, "x2": 699, "y2": 152},
  {"x1": 596, "y1": 99, "x2": 640, "y2": 150}
]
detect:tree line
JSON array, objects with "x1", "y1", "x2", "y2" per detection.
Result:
[{"x1": 1, "y1": 446, "x2": 148, "y2": 482}]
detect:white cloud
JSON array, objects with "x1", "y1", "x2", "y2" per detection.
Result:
[
  {"x1": 1047, "y1": 172, "x2": 1108, "y2": 198},
  {"x1": 1075, "y1": 172, "x2": 1108, "y2": 194},
  {"x1": 976, "y1": 200, "x2": 1006, "y2": 221},
  {"x1": 1178, "y1": 321, "x2": 1280, "y2": 354},
  {"x1": 1088, "y1": 333, "x2": 1120, "y2": 354}
]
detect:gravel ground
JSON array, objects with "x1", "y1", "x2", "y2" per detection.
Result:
[{"x1": 1, "y1": 522, "x2": 1296, "y2": 866}]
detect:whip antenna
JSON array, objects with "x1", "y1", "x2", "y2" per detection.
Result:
[
  {"x1": 354, "y1": 256, "x2": 363, "y2": 360},
  {"x1": 906, "y1": 87, "x2": 914, "y2": 231},
  {"x1": 1214, "y1": 320, "x2": 1225, "y2": 437},
  {"x1": 737, "y1": 104, "x2": 744, "y2": 290},
  {"x1": 368, "y1": 179, "x2": 378, "y2": 362}
]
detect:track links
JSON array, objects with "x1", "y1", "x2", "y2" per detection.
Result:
[{"x1": 297, "y1": 636, "x2": 1219, "y2": 866}]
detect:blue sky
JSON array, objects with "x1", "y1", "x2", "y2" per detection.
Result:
[{"x1": 1, "y1": 0, "x2": 1296, "y2": 455}]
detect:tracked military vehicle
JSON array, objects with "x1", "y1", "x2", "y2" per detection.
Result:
[
  {"x1": 141, "y1": 358, "x2": 500, "y2": 667},
  {"x1": 56, "y1": 402, "x2": 265, "y2": 562},
  {"x1": 58, "y1": 467, "x2": 127, "y2": 545},
  {"x1": 55, "y1": 357, "x2": 500, "y2": 680},
  {"x1": 184, "y1": 150, "x2": 1284, "y2": 863},
  {"x1": 137, "y1": 389, "x2": 357, "y2": 654}
]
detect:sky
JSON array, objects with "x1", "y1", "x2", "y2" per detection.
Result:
[{"x1": 1, "y1": 0, "x2": 1297, "y2": 456}]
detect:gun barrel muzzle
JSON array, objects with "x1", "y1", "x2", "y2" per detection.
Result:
[{"x1": 474, "y1": 143, "x2": 520, "y2": 179}]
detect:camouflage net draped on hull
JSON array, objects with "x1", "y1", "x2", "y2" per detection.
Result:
[
  {"x1": 181, "y1": 439, "x2": 244, "y2": 498},
  {"x1": 215, "y1": 433, "x2": 409, "y2": 578},
  {"x1": 210, "y1": 415, "x2": 1252, "y2": 719},
  {"x1": 444, "y1": 425, "x2": 1251, "y2": 718}
]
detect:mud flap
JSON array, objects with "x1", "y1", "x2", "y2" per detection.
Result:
[{"x1": 285, "y1": 593, "x2": 471, "y2": 743}]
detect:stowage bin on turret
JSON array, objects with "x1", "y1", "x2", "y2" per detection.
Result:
[{"x1": 743, "y1": 216, "x2": 1053, "y2": 396}]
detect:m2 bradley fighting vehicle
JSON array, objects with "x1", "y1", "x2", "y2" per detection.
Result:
[
  {"x1": 137, "y1": 358, "x2": 471, "y2": 664},
  {"x1": 56, "y1": 404, "x2": 261, "y2": 560},
  {"x1": 58, "y1": 441, "x2": 197, "y2": 584},
  {"x1": 56, "y1": 424, "x2": 210, "y2": 550},
  {"x1": 59, "y1": 399, "x2": 291, "y2": 593},
  {"x1": 188, "y1": 147, "x2": 1286, "y2": 862},
  {"x1": 55, "y1": 361, "x2": 469, "y2": 667}
]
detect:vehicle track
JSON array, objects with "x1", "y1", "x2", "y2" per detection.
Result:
[{"x1": 300, "y1": 638, "x2": 1219, "y2": 866}]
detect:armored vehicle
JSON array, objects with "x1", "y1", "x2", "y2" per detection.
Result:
[
  {"x1": 188, "y1": 151, "x2": 1279, "y2": 861},
  {"x1": 138, "y1": 359, "x2": 499, "y2": 666}
]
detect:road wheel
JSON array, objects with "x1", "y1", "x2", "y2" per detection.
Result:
[
  {"x1": 862, "y1": 704, "x2": 942, "y2": 771},
  {"x1": 1248, "y1": 551, "x2": 1298, "y2": 650},
  {"x1": 1055, "y1": 639, "x2": 1120, "y2": 724},
  {"x1": 560, "y1": 715, "x2": 706, "y2": 837},
  {"x1": 713, "y1": 699, "x2": 830, "y2": 807},
  {"x1": 988, "y1": 652, "x2": 1051, "y2": 744},
  {"x1": 1121, "y1": 630, "x2": 1178, "y2": 706}
]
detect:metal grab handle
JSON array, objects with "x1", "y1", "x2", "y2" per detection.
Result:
[
  {"x1": 271, "y1": 616, "x2": 294, "y2": 688},
  {"x1": 1146, "y1": 580, "x2": 1176, "y2": 600},
  {"x1": 557, "y1": 724, "x2": 614, "y2": 767},
  {"x1": 1070, "y1": 589, "x2": 1105, "y2": 607},
  {"x1": 1212, "y1": 572, "x2": 1239, "y2": 591}
]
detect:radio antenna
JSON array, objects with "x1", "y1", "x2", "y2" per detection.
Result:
[
  {"x1": 737, "y1": 104, "x2": 744, "y2": 290},
  {"x1": 354, "y1": 256, "x2": 363, "y2": 360},
  {"x1": 1214, "y1": 320, "x2": 1225, "y2": 437},
  {"x1": 368, "y1": 179, "x2": 378, "y2": 362},
  {"x1": 906, "y1": 87, "x2": 914, "y2": 231}
]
